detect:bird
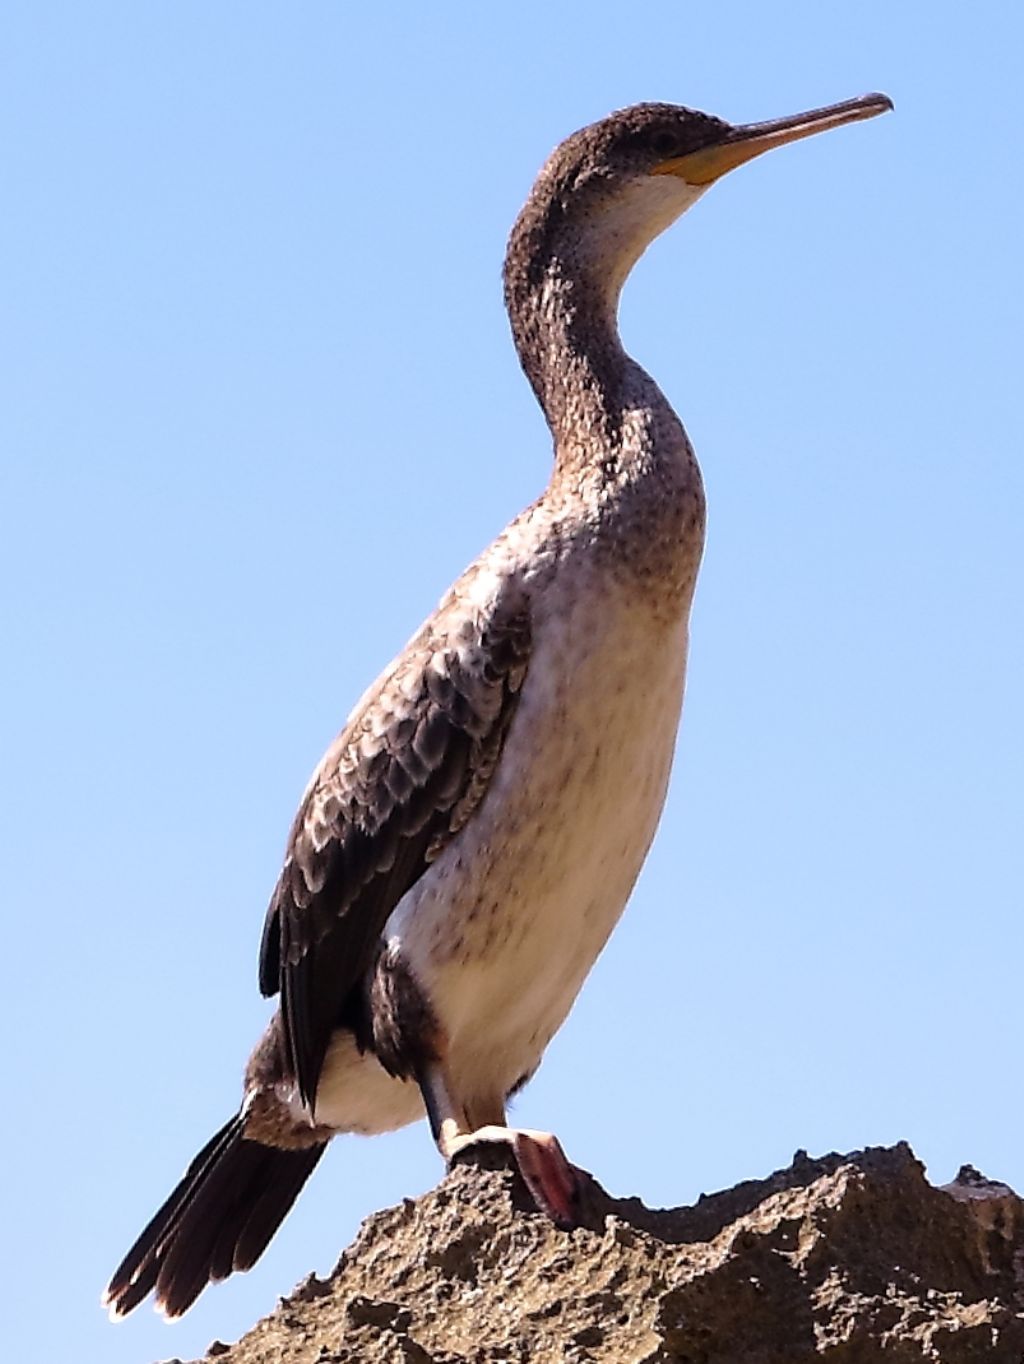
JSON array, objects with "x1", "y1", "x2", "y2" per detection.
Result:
[{"x1": 104, "y1": 91, "x2": 892, "y2": 1321}]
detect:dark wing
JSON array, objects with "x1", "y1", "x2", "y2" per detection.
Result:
[{"x1": 259, "y1": 578, "x2": 532, "y2": 1110}]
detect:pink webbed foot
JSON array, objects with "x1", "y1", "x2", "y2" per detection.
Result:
[
  {"x1": 447, "y1": 1125, "x2": 581, "y2": 1229},
  {"x1": 510, "y1": 1129, "x2": 580, "y2": 1229}
]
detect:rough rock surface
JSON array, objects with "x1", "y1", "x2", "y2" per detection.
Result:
[{"x1": 184, "y1": 1144, "x2": 1024, "y2": 1364}]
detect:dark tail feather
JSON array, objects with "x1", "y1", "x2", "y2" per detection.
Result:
[{"x1": 103, "y1": 1113, "x2": 327, "y2": 1319}]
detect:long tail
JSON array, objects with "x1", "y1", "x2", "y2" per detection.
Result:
[{"x1": 103, "y1": 1113, "x2": 327, "y2": 1319}]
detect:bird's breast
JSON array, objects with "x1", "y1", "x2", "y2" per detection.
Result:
[{"x1": 386, "y1": 555, "x2": 694, "y2": 1097}]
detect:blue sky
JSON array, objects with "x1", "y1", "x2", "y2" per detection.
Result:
[{"x1": 3, "y1": 3, "x2": 1022, "y2": 1361}]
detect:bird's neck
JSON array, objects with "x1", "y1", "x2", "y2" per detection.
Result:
[
  {"x1": 505, "y1": 238, "x2": 705, "y2": 610},
  {"x1": 505, "y1": 255, "x2": 684, "y2": 485}
]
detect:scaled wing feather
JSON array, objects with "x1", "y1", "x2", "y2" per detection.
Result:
[{"x1": 259, "y1": 581, "x2": 532, "y2": 1109}]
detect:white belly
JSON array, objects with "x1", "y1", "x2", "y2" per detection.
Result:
[
  {"x1": 387, "y1": 575, "x2": 692, "y2": 1105},
  {"x1": 310, "y1": 1029, "x2": 424, "y2": 1135}
]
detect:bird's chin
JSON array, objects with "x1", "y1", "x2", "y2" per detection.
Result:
[{"x1": 579, "y1": 175, "x2": 710, "y2": 302}]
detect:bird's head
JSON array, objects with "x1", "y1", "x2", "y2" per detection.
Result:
[{"x1": 506, "y1": 94, "x2": 893, "y2": 305}]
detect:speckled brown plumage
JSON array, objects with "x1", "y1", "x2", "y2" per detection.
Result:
[{"x1": 104, "y1": 92, "x2": 891, "y2": 1321}]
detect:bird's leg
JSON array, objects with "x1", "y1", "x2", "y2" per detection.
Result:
[{"x1": 418, "y1": 1063, "x2": 580, "y2": 1229}]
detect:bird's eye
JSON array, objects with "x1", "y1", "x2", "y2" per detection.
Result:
[{"x1": 649, "y1": 130, "x2": 679, "y2": 157}]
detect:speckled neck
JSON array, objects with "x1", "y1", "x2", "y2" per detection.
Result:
[
  {"x1": 503, "y1": 176, "x2": 707, "y2": 605},
  {"x1": 504, "y1": 257, "x2": 627, "y2": 461},
  {"x1": 502, "y1": 176, "x2": 702, "y2": 487}
]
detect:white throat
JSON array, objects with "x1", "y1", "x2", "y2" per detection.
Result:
[{"x1": 577, "y1": 175, "x2": 709, "y2": 310}]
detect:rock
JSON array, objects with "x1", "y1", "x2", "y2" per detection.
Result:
[{"x1": 186, "y1": 1144, "x2": 1024, "y2": 1363}]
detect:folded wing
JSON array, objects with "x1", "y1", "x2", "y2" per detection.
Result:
[{"x1": 259, "y1": 580, "x2": 532, "y2": 1110}]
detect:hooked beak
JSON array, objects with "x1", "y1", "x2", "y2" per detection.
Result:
[{"x1": 653, "y1": 93, "x2": 893, "y2": 185}]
